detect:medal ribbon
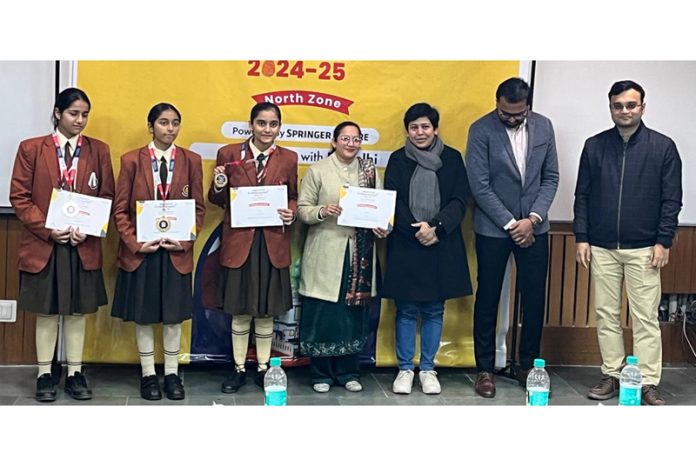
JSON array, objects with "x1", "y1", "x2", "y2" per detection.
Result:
[
  {"x1": 148, "y1": 142, "x2": 176, "y2": 202},
  {"x1": 52, "y1": 133, "x2": 82, "y2": 190}
]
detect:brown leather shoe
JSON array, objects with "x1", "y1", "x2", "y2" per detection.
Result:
[
  {"x1": 641, "y1": 385, "x2": 666, "y2": 406},
  {"x1": 475, "y1": 372, "x2": 496, "y2": 398},
  {"x1": 587, "y1": 374, "x2": 619, "y2": 400}
]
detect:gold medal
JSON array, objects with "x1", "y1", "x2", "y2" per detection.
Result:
[{"x1": 214, "y1": 172, "x2": 228, "y2": 188}]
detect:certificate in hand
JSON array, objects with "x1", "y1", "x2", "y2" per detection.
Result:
[
  {"x1": 136, "y1": 199, "x2": 197, "y2": 242},
  {"x1": 337, "y1": 186, "x2": 396, "y2": 230},
  {"x1": 45, "y1": 188, "x2": 112, "y2": 237},
  {"x1": 230, "y1": 185, "x2": 288, "y2": 228}
]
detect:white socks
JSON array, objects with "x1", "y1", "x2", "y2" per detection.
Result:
[
  {"x1": 231, "y1": 315, "x2": 274, "y2": 371},
  {"x1": 136, "y1": 323, "x2": 182, "y2": 377},
  {"x1": 36, "y1": 314, "x2": 86, "y2": 378}
]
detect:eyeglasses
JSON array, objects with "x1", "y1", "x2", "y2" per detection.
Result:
[
  {"x1": 611, "y1": 102, "x2": 643, "y2": 111},
  {"x1": 338, "y1": 136, "x2": 361, "y2": 144},
  {"x1": 498, "y1": 108, "x2": 528, "y2": 119}
]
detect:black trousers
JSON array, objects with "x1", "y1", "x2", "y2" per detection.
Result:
[
  {"x1": 473, "y1": 233, "x2": 549, "y2": 372},
  {"x1": 310, "y1": 354, "x2": 361, "y2": 386}
]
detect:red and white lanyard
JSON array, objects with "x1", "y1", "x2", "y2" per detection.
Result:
[
  {"x1": 148, "y1": 142, "x2": 176, "y2": 201},
  {"x1": 52, "y1": 133, "x2": 82, "y2": 190}
]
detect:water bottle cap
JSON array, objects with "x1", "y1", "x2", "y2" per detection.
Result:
[
  {"x1": 270, "y1": 357, "x2": 282, "y2": 367},
  {"x1": 626, "y1": 355, "x2": 638, "y2": 365},
  {"x1": 533, "y1": 358, "x2": 545, "y2": 368}
]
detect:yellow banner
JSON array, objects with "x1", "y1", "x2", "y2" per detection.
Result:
[{"x1": 77, "y1": 60, "x2": 518, "y2": 366}]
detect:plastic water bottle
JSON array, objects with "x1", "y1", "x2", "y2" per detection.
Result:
[
  {"x1": 264, "y1": 357, "x2": 287, "y2": 406},
  {"x1": 526, "y1": 358, "x2": 550, "y2": 406},
  {"x1": 619, "y1": 355, "x2": 642, "y2": 406}
]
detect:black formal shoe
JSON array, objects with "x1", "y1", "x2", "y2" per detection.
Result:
[
  {"x1": 36, "y1": 373, "x2": 57, "y2": 402},
  {"x1": 163, "y1": 374, "x2": 185, "y2": 401},
  {"x1": 221, "y1": 370, "x2": 246, "y2": 393},
  {"x1": 255, "y1": 369, "x2": 267, "y2": 388},
  {"x1": 65, "y1": 372, "x2": 93, "y2": 400},
  {"x1": 140, "y1": 375, "x2": 162, "y2": 401},
  {"x1": 516, "y1": 368, "x2": 530, "y2": 387}
]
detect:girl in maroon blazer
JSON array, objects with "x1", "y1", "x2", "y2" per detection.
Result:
[
  {"x1": 208, "y1": 102, "x2": 298, "y2": 393},
  {"x1": 111, "y1": 103, "x2": 205, "y2": 401},
  {"x1": 10, "y1": 87, "x2": 115, "y2": 402}
]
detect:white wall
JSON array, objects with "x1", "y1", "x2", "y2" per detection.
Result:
[
  {"x1": 533, "y1": 61, "x2": 694, "y2": 224},
  {"x1": 0, "y1": 61, "x2": 55, "y2": 208}
]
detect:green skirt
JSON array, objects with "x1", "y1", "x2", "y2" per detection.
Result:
[{"x1": 300, "y1": 247, "x2": 369, "y2": 357}]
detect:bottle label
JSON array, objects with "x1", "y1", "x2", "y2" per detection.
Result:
[
  {"x1": 265, "y1": 388, "x2": 287, "y2": 406},
  {"x1": 619, "y1": 386, "x2": 641, "y2": 406},
  {"x1": 526, "y1": 388, "x2": 549, "y2": 406}
]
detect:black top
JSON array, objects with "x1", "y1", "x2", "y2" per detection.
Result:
[
  {"x1": 573, "y1": 122, "x2": 683, "y2": 249},
  {"x1": 381, "y1": 145, "x2": 472, "y2": 302}
]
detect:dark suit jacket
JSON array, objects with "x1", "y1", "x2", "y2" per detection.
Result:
[
  {"x1": 10, "y1": 134, "x2": 115, "y2": 273},
  {"x1": 208, "y1": 140, "x2": 298, "y2": 269},
  {"x1": 113, "y1": 145, "x2": 205, "y2": 274}
]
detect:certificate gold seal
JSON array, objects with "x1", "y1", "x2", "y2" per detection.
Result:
[
  {"x1": 156, "y1": 216, "x2": 171, "y2": 233},
  {"x1": 214, "y1": 173, "x2": 228, "y2": 189}
]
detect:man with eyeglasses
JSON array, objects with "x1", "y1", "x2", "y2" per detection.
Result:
[
  {"x1": 573, "y1": 80, "x2": 682, "y2": 406},
  {"x1": 465, "y1": 77, "x2": 559, "y2": 398}
]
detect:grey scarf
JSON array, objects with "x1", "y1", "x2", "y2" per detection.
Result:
[{"x1": 404, "y1": 136, "x2": 443, "y2": 221}]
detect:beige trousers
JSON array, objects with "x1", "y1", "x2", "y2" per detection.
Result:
[{"x1": 590, "y1": 246, "x2": 662, "y2": 385}]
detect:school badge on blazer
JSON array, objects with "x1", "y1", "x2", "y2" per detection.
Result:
[
  {"x1": 182, "y1": 184, "x2": 190, "y2": 198},
  {"x1": 88, "y1": 172, "x2": 99, "y2": 190}
]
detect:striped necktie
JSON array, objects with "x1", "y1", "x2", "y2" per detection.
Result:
[{"x1": 256, "y1": 153, "x2": 266, "y2": 184}]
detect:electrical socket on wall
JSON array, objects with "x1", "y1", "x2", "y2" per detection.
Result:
[{"x1": 0, "y1": 300, "x2": 17, "y2": 323}]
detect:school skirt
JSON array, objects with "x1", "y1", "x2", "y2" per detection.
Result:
[
  {"x1": 217, "y1": 230, "x2": 292, "y2": 317},
  {"x1": 111, "y1": 249, "x2": 193, "y2": 325},
  {"x1": 19, "y1": 243, "x2": 107, "y2": 316}
]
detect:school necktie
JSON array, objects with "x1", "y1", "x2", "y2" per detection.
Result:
[
  {"x1": 256, "y1": 153, "x2": 266, "y2": 184},
  {"x1": 158, "y1": 156, "x2": 168, "y2": 200},
  {"x1": 64, "y1": 142, "x2": 72, "y2": 169}
]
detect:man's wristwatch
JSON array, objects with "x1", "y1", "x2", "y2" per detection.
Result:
[{"x1": 529, "y1": 216, "x2": 542, "y2": 228}]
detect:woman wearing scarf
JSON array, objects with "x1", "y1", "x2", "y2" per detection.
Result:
[
  {"x1": 298, "y1": 121, "x2": 387, "y2": 393},
  {"x1": 382, "y1": 103, "x2": 472, "y2": 395}
]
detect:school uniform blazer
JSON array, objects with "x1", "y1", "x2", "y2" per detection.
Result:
[
  {"x1": 113, "y1": 146, "x2": 206, "y2": 274},
  {"x1": 208, "y1": 140, "x2": 298, "y2": 269},
  {"x1": 10, "y1": 134, "x2": 115, "y2": 273}
]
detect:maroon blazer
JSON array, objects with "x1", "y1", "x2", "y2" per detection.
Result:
[
  {"x1": 208, "y1": 140, "x2": 298, "y2": 269},
  {"x1": 10, "y1": 134, "x2": 115, "y2": 273},
  {"x1": 113, "y1": 146, "x2": 206, "y2": 274}
]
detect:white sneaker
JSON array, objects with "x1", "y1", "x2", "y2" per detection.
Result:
[
  {"x1": 392, "y1": 369, "x2": 415, "y2": 394},
  {"x1": 344, "y1": 380, "x2": 363, "y2": 392},
  {"x1": 312, "y1": 383, "x2": 331, "y2": 393},
  {"x1": 419, "y1": 370, "x2": 441, "y2": 395}
]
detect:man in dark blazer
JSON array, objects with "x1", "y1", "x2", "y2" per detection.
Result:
[{"x1": 465, "y1": 77, "x2": 559, "y2": 398}]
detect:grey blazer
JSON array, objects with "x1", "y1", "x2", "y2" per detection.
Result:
[{"x1": 465, "y1": 110, "x2": 559, "y2": 238}]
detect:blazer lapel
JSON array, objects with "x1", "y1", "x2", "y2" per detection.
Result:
[
  {"x1": 42, "y1": 136, "x2": 61, "y2": 188},
  {"x1": 243, "y1": 144, "x2": 259, "y2": 186},
  {"x1": 140, "y1": 147, "x2": 155, "y2": 200},
  {"x1": 494, "y1": 117, "x2": 522, "y2": 181},
  {"x1": 74, "y1": 137, "x2": 88, "y2": 193},
  {"x1": 170, "y1": 146, "x2": 185, "y2": 199},
  {"x1": 523, "y1": 117, "x2": 536, "y2": 189},
  {"x1": 263, "y1": 148, "x2": 281, "y2": 186}
]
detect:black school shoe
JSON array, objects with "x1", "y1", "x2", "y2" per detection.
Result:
[
  {"x1": 65, "y1": 372, "x2": 93, "y2": 400},
  {"x1": 255, "y1": 369, "x2": 268, "y2": 388},
  {"x1": 36, "y1": 373, "x2": 57, "y2": 402},
  {"x1": 164, "y1": 374, "x2": 185, "y2": 400},
  {"x1": 140, "y1": 375, "x2": 162, "y2": 401},
  {"x1": 221, "y1": 369, "x2": 246, "y2": 393}
]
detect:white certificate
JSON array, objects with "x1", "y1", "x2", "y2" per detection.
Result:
[
  {"x1": 136, "y1": 199, "x2": 197, "y2": 242},
  {"x1": 45, "y1": 188, "x2": 112, "y2": 238},
  {"x1": 337, "y1": 186, "x2": 396, "y2": 230},
  {"x1": 230, "y1": 185, "x2": 288, "y2": 228}
]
